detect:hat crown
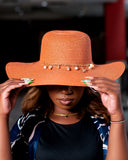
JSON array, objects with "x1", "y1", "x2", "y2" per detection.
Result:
[{"x1": 40, "y1": 30, "x2": 93, "y2": 65}]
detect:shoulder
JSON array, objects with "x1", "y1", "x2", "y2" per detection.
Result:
[
  {"x1": 10, "y1": 108, "x2": 46, "y2": 141},
  {"x1": 10, "y1": 109, "x2": 45, "y2": 160},
  {"x1": 17, "y1": 108, "x2": 45, "y2": 130},
  {"x1": 10, "y1": 108, "x2": 46, "y2": 148}
]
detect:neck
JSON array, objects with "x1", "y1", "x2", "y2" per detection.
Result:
[
  {"x1": 48, "y1": 105, "x2": 82, "y2": 125},
  {"x1": 53, "y1": 112, "x2": 78, "y2": 118},
  {"x1": 49, "y1": 111, "x2": 81, "y2": 125}
]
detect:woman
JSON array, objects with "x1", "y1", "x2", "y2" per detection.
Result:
[{"x1": 0, "y1": 30, "x2": 128, "y2": 160}]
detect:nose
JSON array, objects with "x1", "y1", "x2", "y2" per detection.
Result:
[{"x1": 61, "y1": 86, "x2": 73, "y2": 95}]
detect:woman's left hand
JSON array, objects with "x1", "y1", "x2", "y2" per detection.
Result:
[{"x1": 83, "y1": 77, "x2": 124, "y2": 120}]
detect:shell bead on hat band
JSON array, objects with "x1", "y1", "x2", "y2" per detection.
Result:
[
  {"x1": 67, "y1": 66, "x2": 71, "y2": 71},
  {"x1": 48, "y1": 65, "x2": 53, "y2": 70},
  {"x1": 88, "y1": 64, "x2": 94, "y2": 69},
  {"x1": 43, "y1": 65, "x2": 47, "y2": 69},
  {"x1": 57, "y1": 65, "x2": 61, "y2": 69},
  {"x1": 74, "y1": 66, "x2": 79, "y2": 70},
  {"x1": 82, "y1": 68, "x2": 87, "y2": 73}
]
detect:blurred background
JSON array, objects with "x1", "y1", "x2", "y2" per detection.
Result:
[{"x1": 0, "y1": 0, "x2": 128, "y2": 134}]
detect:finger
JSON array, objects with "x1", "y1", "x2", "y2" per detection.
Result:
[
  {"x1": 82, "y1": 82, "x2": 119, "y2": 93},
  {"x1": 1, "y1": 84, "x2": 23, "y2": 100},
  {"x1": 0, "y1": 79, "x2": 25, "y2": 90},
  {"x1": 1, "y1": 78, "x2": 34, "y2": 87},
  {"x1": 90, "y1": 82, "x2": 120, "y2": 91},
  {"x1": 10, "y1": 86, "x2": 24, "y2": 98},
  {"x1": 88, "y1": 84, "x2": 121, "y2": 98},
  {"x1": 2, "y1": 78, "x2": 24, "y2": 85},
  {"x1": 0, "y1": 78, "x2": 34, "y2": 92},
  {"x1": 89, "y1": 85, "x2": 118, "y2": 95},
  {"x1": 0, "y1": 81, "x2": 26, "y2": 99},
  {"x1": 82, "y1": 82, "x2": 120, "y2": 96},
  {"x1": 83, "y1": 77, "x2": 120, "y2": 91},
  {"x1": 85, "y1": 76, "x2": 119, "y2": 87}
]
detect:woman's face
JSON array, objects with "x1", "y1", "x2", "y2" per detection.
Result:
[{"x1": 46, "y1": 85, "x2": 84, "y2": 110}]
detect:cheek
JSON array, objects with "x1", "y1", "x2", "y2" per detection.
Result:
[
  {"x1": 46, "y1": 87, "x2": 58, "y2": 103},
  {"x1": 72, "y1": 87, "x2": 84, "y2": 103},
  {"x1": 76, "y1": 87, "x2": 84, "y2": 96},
  {"x1": 75, "y1": 88, "x2": 84, "y2": 102},
  {"x1": 47, "y1": 90, "x2": 56, "y2": 101}
]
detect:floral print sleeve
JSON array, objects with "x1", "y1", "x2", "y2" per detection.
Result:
[{"x1": 91, "y1": 116, "x2": 110, "y2": 160}]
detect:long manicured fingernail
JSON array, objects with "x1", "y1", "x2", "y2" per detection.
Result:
[
  {"x1": 21, "y1": 78, "x2": 34, "y2": 84},
  {"x1": 81, "y1": 80, "x2": 91, "y2": 83},
  {"x1": 28, "y1": 80, "x2": 34, "y2": 84},
  {"x1": 81, "y1": 80, "x2": 92, "y2": 85},
  {"x1": 84, "y1": 76, "x2": 93, "y2": 79},
  {"x1": 89, "y1": 87, "x2": 98, "y2": 93},
  {"x1": 83, "y1": 82, "x2": 88, "y2": 85}
]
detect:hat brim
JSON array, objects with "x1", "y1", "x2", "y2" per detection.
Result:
[{"x1": 6, "y1": 61, "x2": 125, "y2": 87}]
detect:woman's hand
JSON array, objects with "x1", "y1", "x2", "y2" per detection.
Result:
[
  {"x1": 0, "y1": 79, "x2": 26, "y2": 160},
  {"x1": 0, "y1": 78, "x2": 34, "y2": 160},
  {"x1": 0, "y1": 78, "x2": 32, "y2": 116},
  {"x1": 82, "y1": 77, "x2": 124, "y2": 120}
]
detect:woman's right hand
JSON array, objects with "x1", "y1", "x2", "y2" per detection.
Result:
[
  {"x1": 0, "y1": 78, "x2": 28, "y2": 116},
  {"x1": 0, "y1": 78, "x2": 31, "y2": 160}
]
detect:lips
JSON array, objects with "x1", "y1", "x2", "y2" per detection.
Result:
[{"x1": 58, "y1": 98, "x2": 73, "y2": 105}]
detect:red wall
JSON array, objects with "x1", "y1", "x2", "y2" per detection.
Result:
[{"x1": 105, "y1": 0, "x2": 126, "y2": 61}]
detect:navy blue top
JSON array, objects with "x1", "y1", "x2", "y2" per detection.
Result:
[{"x1": 36, "y1": 114, "x2": 103, "y2": 160}]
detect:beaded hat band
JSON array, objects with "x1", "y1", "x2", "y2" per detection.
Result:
[
  {"x1": 6, "y1": 30, "x2": 125, "y2": 87},
  {"x1": 43, "y1": 63, "x2": 94, "y2": 72}
]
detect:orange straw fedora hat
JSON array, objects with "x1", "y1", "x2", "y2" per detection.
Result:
[{"x1": 6, "y1": 30, "x2": 125, "y2": 87}]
